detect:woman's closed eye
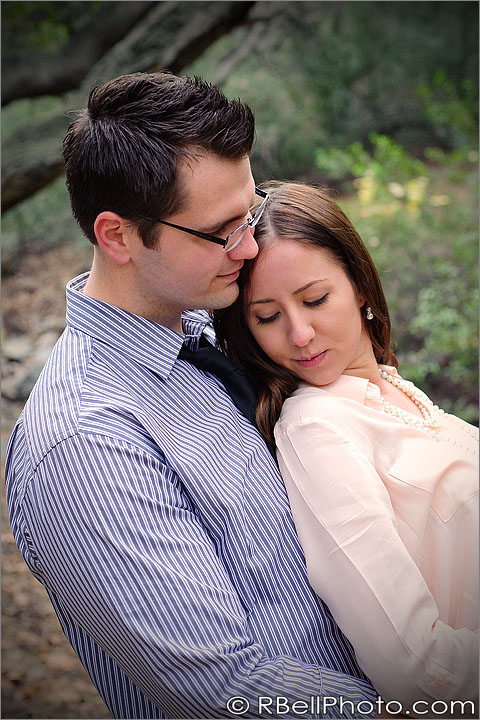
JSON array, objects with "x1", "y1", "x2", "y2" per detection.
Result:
[
  {"x1": 255, "y1": 311, "x2": 280, "y2": 326},
  {"x1": 255, "y1": 294, "x2": 329, "y2": 325},
  {"x1": 304, "y1": 293, "x2": 329, "y2": 307}
]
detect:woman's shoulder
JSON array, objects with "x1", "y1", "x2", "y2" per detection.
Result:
[
  {"x1": 278, "y1": 380, "x2": 367, "y2": 428},
  {"x1": 284, "y1": 381, "x2": 340, "y2": 406}
]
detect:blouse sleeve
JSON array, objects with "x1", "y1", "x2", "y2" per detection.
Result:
[{"x1": 274, "y1": 414, "x2": 479, "y2": 708}]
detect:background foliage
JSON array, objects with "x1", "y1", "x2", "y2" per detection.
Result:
[{"x1": 2, "y1": 0, "x2": 478, "y2": 425}]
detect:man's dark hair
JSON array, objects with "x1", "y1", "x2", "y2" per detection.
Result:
[{"x1": 63, "y1": 72, "x2": 255, "y2": 247}]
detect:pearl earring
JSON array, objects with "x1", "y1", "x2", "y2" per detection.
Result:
[{"x1": 366, "y1": 306, "x2": 374, "y2": 320}]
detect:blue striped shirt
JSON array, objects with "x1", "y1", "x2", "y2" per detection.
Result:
[{"x1": 5, "y1": 272, "x2": 376, "y2": 719}]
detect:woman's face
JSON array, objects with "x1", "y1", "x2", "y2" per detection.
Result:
[{"x1": 245, "y1": 240, "x2": 375, "y2": 386}]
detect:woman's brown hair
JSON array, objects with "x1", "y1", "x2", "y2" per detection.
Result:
[{"x1": 213, "y1": 182, "x2": 397, "y2": 445}]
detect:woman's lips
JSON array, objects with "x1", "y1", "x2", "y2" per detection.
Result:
[{"x1": 295, "y1": 350, "x2": 327, "y2": 368}]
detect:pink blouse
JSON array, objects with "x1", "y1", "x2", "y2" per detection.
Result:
[{"x1": 274, "y1": 368, "x2": 478, "y2": 707}]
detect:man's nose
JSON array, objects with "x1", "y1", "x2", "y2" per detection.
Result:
[{"x1": 228, "y1": 225, "x2": 258, "y2": 260}]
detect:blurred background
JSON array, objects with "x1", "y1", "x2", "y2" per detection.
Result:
[{"x1": 1, "y1": 1, "x2": 478, "y2": 717}]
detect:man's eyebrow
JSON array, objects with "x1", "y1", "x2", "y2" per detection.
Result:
[
  {"x1": 201, "y1": 188, "x2": 256, "y2": 234},
  {"x1": 201, "y1": 212, "x2": 246, "y2": 235},
  {"x1": 248, "y1": 280, "x2": 326, "y2": 307}
]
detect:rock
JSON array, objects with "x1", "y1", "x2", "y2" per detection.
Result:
[
  {"x1": 2, "y1": 332, "x2": 60, "y2": 401},
  {"x1": 1, "y1": 361, "x2": 44, "y2": 401},
  {"x1": 2, "y1": 336, "x2": 32, "y2": 361},
  {"x1": 35, "y1": 329, "x2": 61, "y2": 361}
]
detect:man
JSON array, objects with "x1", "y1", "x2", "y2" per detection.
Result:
[{"x1": 5, "y1": 72, "x2": 375, "y2": 719}]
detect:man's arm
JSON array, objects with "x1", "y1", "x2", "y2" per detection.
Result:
[{"x1": 8, "y1": 426, "x2": 375, "y2": 718}]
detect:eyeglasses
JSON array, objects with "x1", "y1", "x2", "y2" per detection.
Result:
[{"x1": 139, "y1": 187, "x2": 269, "y2": 253}]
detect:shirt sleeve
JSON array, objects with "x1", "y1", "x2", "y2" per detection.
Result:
[
  {"x1": 274, "y1": 414, "x2": 479, "y2": 708},
  {"x1": 12, "y1": 427, "x2": 376, "y2": 719}
]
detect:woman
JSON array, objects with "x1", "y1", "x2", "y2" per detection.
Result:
[{"x1": 213, "y1": 182, "x2": 478, "y2": 708}]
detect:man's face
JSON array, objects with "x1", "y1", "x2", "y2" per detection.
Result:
[{"x1": 134, "y1": 153, "x2": 258, "y2": 330}]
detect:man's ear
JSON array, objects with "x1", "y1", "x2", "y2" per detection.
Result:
[{"x1": 94, "y1": 212, "x2": 139, "y2": 265}]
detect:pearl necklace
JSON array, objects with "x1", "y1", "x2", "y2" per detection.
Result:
[
  {"x1": 378, "y1": 368, "x2": 441, "y2": 439},
  {"x1": 378, "y1": 368, "x2": 478, "y2": 455}
]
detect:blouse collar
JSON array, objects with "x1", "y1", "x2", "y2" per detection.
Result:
[{"x1": 299, "y1": 365, "x2": 398, "y2": 409}]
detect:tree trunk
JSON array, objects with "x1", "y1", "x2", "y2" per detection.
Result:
[
  {"x1": 2, "y1": 0, "x2": 255, "y2": 213},
  {"x1": 2, "y1": 2, "x2": 156, "y2": 106}
]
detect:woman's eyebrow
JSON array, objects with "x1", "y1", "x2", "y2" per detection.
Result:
[
  {"x1": 249, "y1": 280, "x2": 326, "y2": 306},
  {"x1": 248, "y1": 297, "x2": 275, "y2": 307},
  {"x1": 292, "y1": 280, "x2": 324, "y2": 295}
]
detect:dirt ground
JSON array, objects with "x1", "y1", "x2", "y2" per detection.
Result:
[{"x1": 2, "y1": 242, "x2": 111, "y2": 719}]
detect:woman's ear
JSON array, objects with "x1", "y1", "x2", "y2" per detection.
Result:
[
  {"x1": 357, "y1": 292, "x2": 366, "y2": 308},
  {"x1": 94, "y1": 212, "x2": 138, "y2": 265}
]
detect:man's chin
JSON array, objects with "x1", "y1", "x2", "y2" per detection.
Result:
[{"x1": 207, "y1": 282, "x2": 240, "y2": 311}]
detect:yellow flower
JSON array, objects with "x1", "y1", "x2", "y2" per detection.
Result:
[
  {"x1": 354, "y1": 173, "x2": 376, "y2": 204},
  {"x1": 359, "y1": 203, "x2": 400, "y2": 217},
  {"x1": 388, "y1": 182, "x2": 406, "y2": 198},
  {"x1": 405, "y1": 176, "x2": 429, "y2": 205},
  {"x1": 429, "y1": 194, "x2": 451, "y2": 207}
]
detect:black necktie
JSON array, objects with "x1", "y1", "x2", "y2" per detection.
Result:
[{"x1": 179, "y1": 336, "x2": 258, "y2": 427}]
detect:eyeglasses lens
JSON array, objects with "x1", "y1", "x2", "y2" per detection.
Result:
[{"x1": 224, "y1": 195, "x2": 267, "y2": 253}]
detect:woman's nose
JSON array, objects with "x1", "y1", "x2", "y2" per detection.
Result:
[{"x1": 288, "y1": 318, "x2": 315, "y2": 347}]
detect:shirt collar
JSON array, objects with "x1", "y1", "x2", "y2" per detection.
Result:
[
  {"x1": 319, "y1": 374, "x2": 375, "y2": 404},
  {"x1": 306, "y1": 368, "x2": 396, "y2": 408},
  {"x1": 65, "y1": 272, "x2": 213, "y2": 380}
]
